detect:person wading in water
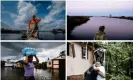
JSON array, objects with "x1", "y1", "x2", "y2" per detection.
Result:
[
  {"x1": 94, "y1": 26, "x2": 107, "y2": 40},
  {"x1": 28, "y1": 15, "x2": 41, "y2": 40},
  {"x1": 23, "y1": 55, "x2": 39, "y2": 80}
]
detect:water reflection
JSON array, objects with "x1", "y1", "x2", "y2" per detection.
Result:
[
  {"x1": 1, "y1": 67, "x2": 60, "y2": 80},
  {"x1": 1, "y1": 33, "x2": 65, "y2": 40},
  {"x1": 72, "y1": 17, "x2": 133, "y2": 40},
  {"x1": 34, "y1": 69, "x2": 51, "y2": 80},
  {"x1": 1, "y1": 34, "x2": 21, "y2": 40},
  {"x1": 1, "y1": 67, "x2": 24, "y2": 80},
  {"x1": 51, "y1": 69, "x2": 59, "y2": 80}
]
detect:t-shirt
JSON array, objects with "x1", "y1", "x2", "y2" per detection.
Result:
[
  {"x1": 94, "y1": 31, "x2": 106, "y2": 40},
  {"x1": 97, "y1": 66, "x2": 105, "y2": 80},
  {"x1": 24, "y1": 62, "x2": 34, "y2": 77}
]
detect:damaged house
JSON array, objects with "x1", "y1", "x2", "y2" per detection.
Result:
[{"x1": 67, "y1": 42, "x2": 106, "y2": 80}]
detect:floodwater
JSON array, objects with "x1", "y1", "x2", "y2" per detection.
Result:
[
  {"x1": 1, "y1": 34, "x2": 21, "y2": 40},
  {"x1": 1, "y1": 32, "x2": 65, "y2": 40},
  {"x1": 71, "y1": 17, "x2": 133, "y2": 40},
  {"x1": 1, "y1": 67, "x2": 56, "y2": 80}
]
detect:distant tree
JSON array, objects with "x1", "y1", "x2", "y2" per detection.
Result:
[
  {"x1": 35, "y1": 62, "x2": 47, "y2": 69},
  {"x1": 42, "y1": 62, "x2": 47, "y2": 69}
]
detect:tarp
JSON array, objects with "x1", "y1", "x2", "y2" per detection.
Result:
[{"x1": 22, "y1": 47, "x2": 38, "y2": 56}]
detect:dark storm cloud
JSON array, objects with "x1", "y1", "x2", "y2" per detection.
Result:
[{"x1": 1, "y1": 42, "x2": 65, "y2": 61}]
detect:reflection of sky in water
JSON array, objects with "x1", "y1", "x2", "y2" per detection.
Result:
[
  {"x1": 1, "y1": 67, "x2": 24, "y2": 80},
  {"x1": 1, "y1": 34, "x2": 21, "y2": 40},
  {"x1": 71, "y1": 17, "x2": 133, "y2": 40},
  {"x1": 1, "y1": 67, "x2": 51, "y2": 80},
  {"x1": 1, "y1": 33, "x2": 65, "y2": 40},
  {"x1": 34, "y1": 69, "x2": 51, "y2": 80},
  {"x1": 39, "y1": 32, "x2": 65, "y2": 40}
]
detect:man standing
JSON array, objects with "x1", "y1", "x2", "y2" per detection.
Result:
[
  {"x1": 24, "y1": 55, "x2": 39, "y2": 80},
  {"x1": 94, "y1": 26, "x2": 107, "y2": 40}
]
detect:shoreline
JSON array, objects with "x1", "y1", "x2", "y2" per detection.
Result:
[
  {"x1": 67, "y1": 16, "x2": 133, "y2": 40},
  {"x1": 67, "y1": 16, "x2": 90, "y2": 39},
  {"x1": 110, "y1": 16, "x2": 133, "y2": 21}
]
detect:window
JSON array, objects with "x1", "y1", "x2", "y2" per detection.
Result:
[
  {"x1": 67, "y1": 43, "x2": 75, "y2": 58},
  {"x1": 82, "y1": 46, "x2": 89, "y2": 59}
]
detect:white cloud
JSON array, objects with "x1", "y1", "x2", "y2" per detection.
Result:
[
  {"x1": 19, "y1": 44, "x2": 65, "y2": 63},
  {"x1": 10, "y1": 13, "x2": 17, "y2": 19},
  {"x1": 1, "y1": 11, "x2": 17, "y2": 19},
  {"x1": 2, "y1": 56, "x2": 18, "y2": 61},
  {"x1": 1, "y1": 42, "x2": 65, "y2": 63},
  {"x1": 39, "y1": 1, "x2": 65, "y2": 31},
  {"x1": 2, "y1": 45, "x2": 65, "y2": 63},
  {"x1": 47, "y1": 5, "x2": 52, "y2": 10},
  {"x1": 41, "y1": 1, "x2": 65, "y2": 24},
  {"x1": 39, "y1": 19, "x2": 65, "y2": 31},
  {"x1": 36, "y1": 44, "x2": 65, "y2": 63},
  {"x1": 14, "y1": 1, "x2": 37, "y2": 29},
  {"x1": 14, "y1": 43, "x2": 65, "y2": 63},
  {"x1": 1, "y1": 20, "x2": 12, "y2": 29},
  {"x1": 2, "y1": 1, "x2": 65, "y2": 31}
]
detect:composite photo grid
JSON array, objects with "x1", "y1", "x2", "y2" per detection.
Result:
[{"x1": 0, "y1": 0, "x2": 133, "y2": 80}]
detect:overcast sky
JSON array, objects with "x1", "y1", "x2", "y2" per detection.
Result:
[
  {"x1": 1, "y1": 1, "x2": 65, "y2": 30},
  {"x1": 1, "y1": 42, "x2": 65, "y2": 63},
  {"x1": 67, "y1": 0, "x2": 133, "y2": 16}
]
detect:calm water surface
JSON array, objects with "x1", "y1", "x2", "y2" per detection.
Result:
[
  {"x1": 1, "y1": 32, "x2": 65, "y2": 40},
  {"x1": 71, "y1": 17, "x2": 133, "y2": 40}
]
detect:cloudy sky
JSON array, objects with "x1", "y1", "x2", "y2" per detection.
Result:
[
  {"x1": 1, "y1": 1, "x2": 65, "y2": 30},
  {"x1": 67, "y1": 0, "x2": 133, "y2": 16},
  {"x1": 1, "y1": 42, "x2": 65, "y2": 63}
]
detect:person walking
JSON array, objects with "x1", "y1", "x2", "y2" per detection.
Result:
[{"x1": 23, "y1": 55, "x2": 39, "y2": 80}]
